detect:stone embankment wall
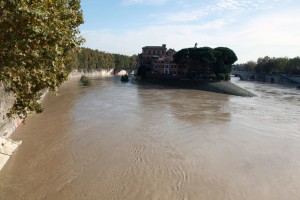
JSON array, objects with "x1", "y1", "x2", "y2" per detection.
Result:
[
  {"x1": 264, "y1": 74, "x2": 300, "y2": 85},
  {"x1": 287, "y1": 75, "x2": 300, "y2": 83},
  {"x1": 0, "y1": 85, "x2": 23, "y2": 138},
  {"x1": 0, "y1": 69, "x2": 114, "y2": 171},
  {"x1": 232, "y1": 70, "x2": 300, "y2": 86},
  {"x1": 0, "y1": 84, "x2": 23, "y2": 171},
  {"x1": 68, "y1": 69, "x2": 114, "y2": 79}
]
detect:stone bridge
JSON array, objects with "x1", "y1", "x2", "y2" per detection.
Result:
[
  {"x1": 231, "y1": 70, "x2": 257, "y2": 80},
  {"x1": 231, "y1": 70, "x2": 300, "y2": 85},
  {"x1": 114, "y1": 67, "x2": 138, "y2": 76}
]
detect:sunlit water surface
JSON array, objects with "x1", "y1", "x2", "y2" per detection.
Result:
[{"x1": 0, "y1": 77, "x2": 300, "y2": 200}]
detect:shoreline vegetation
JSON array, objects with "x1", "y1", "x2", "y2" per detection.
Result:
[
  {"x1": 67, "y1": 47, "x2": 137, "y2": 73},
  {"x1": 80, "y1": 75, "x2": 92, "y2": 86}
]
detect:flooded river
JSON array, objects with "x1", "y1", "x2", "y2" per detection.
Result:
[{"x1": 0, "y1": 77, "x2": 300, "y2": 200}]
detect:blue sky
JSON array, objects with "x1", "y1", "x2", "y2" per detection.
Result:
[{"x1": 80, "y1": 0, "x2": 300, "y2": 63}]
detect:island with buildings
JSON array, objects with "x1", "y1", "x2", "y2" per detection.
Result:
[{"x1": 136, "y1": 44, "x2": 255, "y2": 97}]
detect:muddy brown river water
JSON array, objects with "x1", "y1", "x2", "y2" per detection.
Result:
[{"x1": 0, "y1": 77, "x2": 300, "y2": 200}]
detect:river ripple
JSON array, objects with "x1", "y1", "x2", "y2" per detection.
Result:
[{"x1": 0, "y1": 77, "x2": 300, "y2": 200}]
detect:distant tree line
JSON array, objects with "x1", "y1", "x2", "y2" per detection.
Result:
[
  {"x1": 234, "y1": 56, "x2": 300, "y2": 74},
  {"x1": 66, "y1": 47, "x2": 138, "y2": 72}
]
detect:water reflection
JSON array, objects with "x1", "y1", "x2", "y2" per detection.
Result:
[{"x1": 135, "y1": 83, "x2": 231, "y2": 125}]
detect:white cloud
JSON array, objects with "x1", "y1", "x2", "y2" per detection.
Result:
[
  {"x1": 82, "y1": 6, "x2": 300, "y2": 63},
  {"x1": 230, "y1": 9, "x2": 300, "y2": 62},
  {"x1": 82, "y1": 19, "x2": 228, "y2": 54},
  {"x1": 165, "y1": 0, "x2": 286, "y2": 22}
]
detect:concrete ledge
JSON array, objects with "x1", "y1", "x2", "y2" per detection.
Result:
[
  {"x1": 0, "y1": 136, "x2": 22, "y2": 171},
  {"x1": 142, "y1": 76, "x2": 256, "y2": 97}
]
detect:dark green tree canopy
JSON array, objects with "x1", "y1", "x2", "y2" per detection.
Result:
[
  {"x1": 214, "y1": 47, "x2": 238, "y2": 65},
  {"x1": 213, "y1": 47, "x2": 238, "y2": 74},
  {"x1": 0, "y1": 0, "x2": 84, "y2": 118},
  {"x1": 173, "y1": 46, "x2": 237, "y2": 75},
  {"x1": 173, "y1": 48, "x2": 190, "y2": 64}
]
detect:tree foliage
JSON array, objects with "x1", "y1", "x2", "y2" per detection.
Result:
[
  {"x1": 173, "y1": 46, "x2": 237, "y2": 76},
  {"x1": 234, "y1": 56, "x2": 300, "y2": 74},
  {"x1": 77, "y1": 48, "x2": 115, "y2": 71},
  {"x1": 80, "y1": 75, "x2": 91, "y2": 86},
  {"x1": 114, "y1": 54, "x2": 137, "y2": 68},
  {"x1": 0, "y1": 0, "x2": 84, "y2": 118},
  {"x1": 66, "y1": 47, "x2": 138, "y2": 72},
  {"x1": 213, "y1": 47, "x2": 238, "y2": 74}
]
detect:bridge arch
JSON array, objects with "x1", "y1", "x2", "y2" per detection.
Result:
[
  {"x1": 116, "y1": 70, "x2": 128, "y2": 76},
  {"x1": 233, "y1": 74, "x2": 244, "y2": 80},
  {"x1": 231, "y1": 70, "x2": 256, "y2": 81},
  {"x1": 114, "y1": 67, "x2": 138, "y2": 75}
]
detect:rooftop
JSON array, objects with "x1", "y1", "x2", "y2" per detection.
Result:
[
  {"x1": 143, "y1": 46, "x2": 166, "y2": 49},
  {"x1": 142, "y1": 44, "x2": 166, "y2": 49}
]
